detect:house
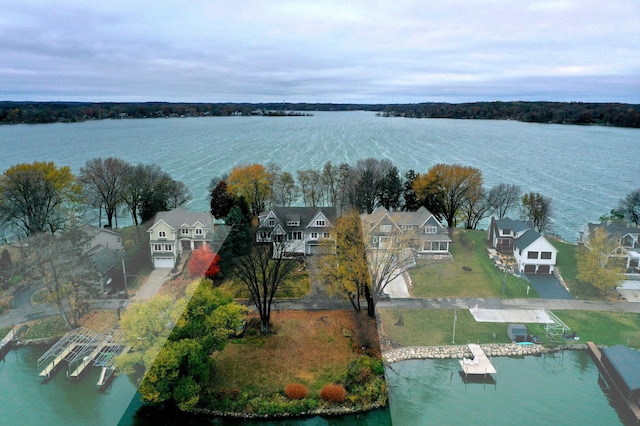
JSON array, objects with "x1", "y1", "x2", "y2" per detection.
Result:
[
  {"x1": 488, "y1": 217, "x2": 557, "y2": 274},
  {"x1": 82, "y1": 225, "x2": 124, "y2": 293},
  {"x1": 578, "y1": 222, "x2": 640, "y2": 272},
  {"x1": 256, "y1": 207, "x2": 337, "y2": 255},
  {"x1": 147, "y1": 207, "x2": 213, "y2": 268},
  {"x1": 361, "y1": 207, "x2": 452, "y2": 256}
]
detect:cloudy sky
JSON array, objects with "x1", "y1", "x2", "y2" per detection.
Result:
[{"x1": 1, "y1": 0, "x2": 639, "y2": 103}]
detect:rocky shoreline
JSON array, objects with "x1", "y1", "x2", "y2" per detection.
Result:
[{"x1": 383, "y1": 342, "x2": 593, "y2": 364}]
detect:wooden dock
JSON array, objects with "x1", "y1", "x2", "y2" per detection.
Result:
[
  {"x1": 39, "y1": 345, "x2": 76, "y2": 378},
  {"x1": 459, "y1": 344, "x2": 497, "y2": 377}
]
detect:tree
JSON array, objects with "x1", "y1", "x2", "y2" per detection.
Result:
[
  {"x1": 377, "y1": 165, "x2": 403, "y2": 211},
  {"x1": 353, "y1": 158, "x2": 395, "y2": 213},
  {"x1": 402, "y1": 169, "x2": 420, "y2": 211},
  {"x1": 521, "y1": 192, "x2": 553, "y2": 234},
  {"x1": 217, "y1": 205, "x2": 252, "y2": 271},
  {"x1": 297, "y1": 169, "x2": 322, "y2": 206},
  {"x1": 362, "y1": 218, "x2": 414, "y2": 317},
  {"x1": 187, "y1": 245, "x2": 220, "y2": 279},
  {"x1": 138, "y1": 166, "x2": 191, "y2": 223},
  {"x1": 321, "y1": 161, "x2": 339, "y2": 207},
  {"x1": 22, "y1": 228, "x2": 99, "y2": 329},
  {"x1": 233, "y1": 238, "x2": 297, "y2": 334},
  {"x1": 616, "y1": 189, "x2": 640, "y2": 226},
  {"x1": 0, "y1": 161, "x2": 81, "y2": 237},
  {"x1": 209, "y1": 180, "x2": 236, "y2": 219},
  {"x1": 576, "y1": 227, "x2": 625, "y2": 293},
  {"x1": 413, "y1": 164, "x2": 483, "y2": 231},
  {"x1": 78, "y1": 157, "x2": 128, "y2": 229},
  {"x1": 486, "y1": 183, "x2": 521, "y2": 219},
  {"x1": 227, "y1": 164, "x2": 272, "y2": 217},
  {"x1": 0, "y1": 248, "x2": 13, "y2": 282},
  {"x1": 271, "y1": 171, "x2": 299, "y2": 207},
  {"x1": 317, "y1": 211, "x2": 371, "y2": 314},
  {"x1": 461, "y1": 186, "x2": 492, "y2": 229},
  {"x1": 118, "y1": 281, "x2": 247, "y2": 411},
  {"x1": 121, "y1": 163, "x2": 150, "y2": 227}
]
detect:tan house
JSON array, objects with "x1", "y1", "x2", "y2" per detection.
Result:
[
  {"x1": 361, "y1": 207, "x2": 452, "y2": 256},
  {"x1": 147, "y1": 207, "x2": 213, "y2": 268}
]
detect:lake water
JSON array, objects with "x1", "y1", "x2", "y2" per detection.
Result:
[
  {"x1": 1, "y1": 113, "x2": 640, "y2": 424},
  {"x1": 2, "y1": 111, "x2": 639, "y2": 241}
]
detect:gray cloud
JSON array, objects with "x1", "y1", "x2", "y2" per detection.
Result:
[{"x1": 1, "y1": 0, "x2": 638, "y2": 103}]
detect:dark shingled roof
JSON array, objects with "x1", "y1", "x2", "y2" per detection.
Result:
[
  {"x1": 602, "y1": 345, "x2": 640, "y2": 392},
  {"x1": 514, "y1": 229, "x2": 541, "y2": 250},
  {"x1": 495, "y1": 217, "x2": 532, "y2": 233}
]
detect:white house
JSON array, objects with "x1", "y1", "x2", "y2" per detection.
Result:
[
  {"x1": 257, "y1": 207, "x2": 337, "y2": 255},
  {"x1": 361, "y1": 206, "x2": 452, "y2": 256},
  {"x1": 489, "y1": 217, "x2": 557, "y2": 274},
  {"x1": 147, "y1": 207, "x2": 213, "y2": 268}
]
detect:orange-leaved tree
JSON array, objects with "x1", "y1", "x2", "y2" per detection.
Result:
[{"x1": 187, "y1": 245, "x2": 220, "y2": 279}]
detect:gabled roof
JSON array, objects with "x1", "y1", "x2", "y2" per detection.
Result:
[
  {"x1": 587, "y1": 222, "x2": 640, "y2": 241},
  {"x1": 494, "y1": 217, "x2": 532, "y2": 233},
  {"x1": 82, "y1": 224, "x2": 121, "y2": 238},
  {"x1": 602, "y1": 345, "x2": 640, "y2": 392},
  {"x1": 513, "y1": 229, "x2": 557, "y2": 252},
  {"x1": 364, "y1": 206, "x2": 443, "y2": 230},
  {"x1": 149, "y1": 207, "x2": 212, "y2": 232},
  {"x1": 259, "y1": 207, "x2": 337, "y2": 231},
  {"x1": 85, "y1": 245, "x2": 122, "y2": 275}
]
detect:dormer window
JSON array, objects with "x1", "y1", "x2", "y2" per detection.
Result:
[
  {"x1": 195, "y1": 228, "x2": 203, "y2": 235},
  {"x1": 180, "y1": 228, "x2": 189, "y2": 235},
  {"x1": 380, "y1": 224, "x2": 392, "y2": 232},
  {"x1": 287, "y1": 220, "x2": 300, "y2": 226},
  {"x1": 158, "y1": 230, "x2": 166, "y2": 238},
  {"x1": 316, "y1": 220, "x2": 325, "y2": 226},
  {"x1": 269, "y1": 219, "x2": 276, "y2": 226}
]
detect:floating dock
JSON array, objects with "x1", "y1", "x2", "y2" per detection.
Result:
[{"x1": 459, "y1": 344, "x2": 497, "y2": 378}]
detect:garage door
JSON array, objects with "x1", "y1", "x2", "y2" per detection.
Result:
[
  {"x1": 524, "y1": 264, "x2": 536, "y2": 274},
  {"x1": 537, "y1": 265, "x2": 551, "y2": 274},
  {"x1": 154, "y1": 257, "x2": 174, "y2": 268}
]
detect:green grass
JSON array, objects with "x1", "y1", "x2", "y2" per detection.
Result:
[
  {"x1": 409, "y1": 229, "x2": 536, "y2": 298},
  {"x1": 31, "y1": 288, "x2": 50, "y2": 304},
  {"x1": 21, "y1": 316, "x2": 69, "y2": 340},
  {"x1": 378, "y1": 308, "x2": 514, "y2": 346},
  {"x1": 554, "y1": 311, "x2": 640, "y2": 347},
  {"x1": 378, "y1": 307, "x2": 640, "y2": 349}
]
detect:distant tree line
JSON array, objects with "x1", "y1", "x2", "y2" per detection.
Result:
[
  {"x1": 2, "y1": 101, "x2": 640, "y2": 128},
  {"x1": 378, "y1": 101, "x2": 640, "y2": 128},
  {"x1": 210, "y1": 159, "x2": 555, "y2": 235}
]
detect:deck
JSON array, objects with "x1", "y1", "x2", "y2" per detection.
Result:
[{"x1": 459, "y1": 344, "x2": 497, "y2": 377}]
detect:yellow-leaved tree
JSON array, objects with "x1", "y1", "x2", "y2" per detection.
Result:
[
  {"x1": 226, "y1": 163, "x2": 272, "y2": 216},
  {"x1": 576, "y1": 227, "x2": 625, "y2": 294}
]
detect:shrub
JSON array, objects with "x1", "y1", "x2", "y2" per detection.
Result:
[
  {"x1": 319, "y1": 384, "x2": 347, "y2": 403},
  {"x1": 284, "y1": 383, "x2": 308, "y2": 400}
]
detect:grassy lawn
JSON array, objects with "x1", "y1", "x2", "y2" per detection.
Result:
[
  {"x1": 21, "y1": 316, "x2": 69, "y2": 340},
  {"x1": 217, "y1": 266, "x2": 310, "y2": 299},
  {"x1": 378, "y1": 307, "x2": 640, "y2": 349},
  {"x1": 554, "y1": 311, "x2": 640, "y2": 347},
  {"x1": 211, "y1": 310, "x2": 366, "y2": 395},
  {"x1": 409, "y1": 229, "x2": 536, "y2": 299},
  {"x1": 378, "y1": 308, "x2": 514, "y2": 346}
]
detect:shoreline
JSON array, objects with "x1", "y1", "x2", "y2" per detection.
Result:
[{"x1": 383, "y1": 342, "x2": 594, "y2": 364}]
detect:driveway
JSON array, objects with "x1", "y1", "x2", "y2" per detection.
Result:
[
  {"x1": 133, "y1": 268, "x2": 171, "y2": 300},
  {"x1": 384, "y1": 271, "x2": 410, "y2": 298},
  {"x1": 523, "y1": 274, "x2": 572, "y2": 300}
]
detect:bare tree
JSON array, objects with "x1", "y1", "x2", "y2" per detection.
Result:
[
  {"x1": 461, "y1": 187, "x2": 492, "y2": 229},
  {"x1": 486, "y1": 183, "x2": 521, "y2": 219},
  {"x1": 520, "y1": 192, "x2": 553, "y2": 234},
  {"x1": 79, "y1": 157, "x2": 128, "y2": 228},
  {"x1": 233, "y1": 238, "x2": 297, "y2": 334}
]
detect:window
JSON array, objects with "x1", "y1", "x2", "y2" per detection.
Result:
[
  {"x1": 316, "y1": 220, "x2": 325, "y2": 226},
  {"x1": 439, "y1": 241, "x2": 448, "y2": 251},
  {"x1": 541, "y1": 251, "x2": 552, "y2": 259},
  {"x1": 287, "y1": 220, "x2": 299, "y2": 226},
  {"x1": 501, "y1": 229, "x2": 511, "y2": 235},
  {"x1": 269, "y1": 219, "x2": 275, "y2": 226},
  {"x1": 153, "y1": 244, "x2": 162, "y2": 251},
  {"x1": 424, "y1": 226, "x2": 437, "y2": 234},
  {"x1": 116, "y1": 237, "x2": 121, "y2": 243},
  {"x1": 158, "y1": 230, "x2": 166, "y2": 238},
  {"x1": 288, "y1": 231, "x2": 302, "y2": 240},
  {"x1": 195, "y1": 228, "x2": 203, "y2": 235},
  {"x1": 373, "y1": 236, "x2": 378, "y2": 243},
  {"x1": 323, "y1": 232, "x2": 330, "y2": 239},
  {"x1": 180, "y1": 228, "x2": 189, "y2": 235},
  {"x1": 380, "y1": 224, "x2": 392, "y2": 232},
  {"x1": 164, "y1": 244, "x2": 172, "y2": 251},
  {"x1": 311, "y1": 232, "x2": 318, "y2": 240},
  {"x1": 527, "y1": 251, "x2": 538, "y2": 259}
]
